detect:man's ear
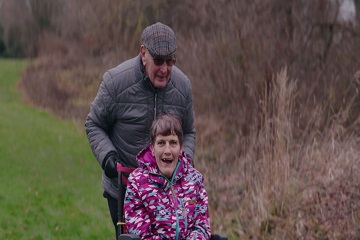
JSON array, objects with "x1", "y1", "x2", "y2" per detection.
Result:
[{"x1": 140, "y1": 45, "x2": 146, "y2": 65}]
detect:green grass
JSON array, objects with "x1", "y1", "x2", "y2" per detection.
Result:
[{"x1": 0, "y1": 59, "x2": 113, "y2": 239}]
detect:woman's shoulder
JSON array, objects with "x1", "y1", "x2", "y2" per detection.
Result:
[
  {"x1": 182, "y1": 162, "x2": 204, "y2": 183},
  {"x1": 128, "y1": 165, "x2": 150, "y2": 183}
]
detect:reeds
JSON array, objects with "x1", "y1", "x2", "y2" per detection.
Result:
[{"x1": 196, "y1": 68, "x2": 360, "y2": 239}]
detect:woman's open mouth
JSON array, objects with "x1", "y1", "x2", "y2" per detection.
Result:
[{"x1": 162, "y1": 158, "x2": 173, "y2": 164}]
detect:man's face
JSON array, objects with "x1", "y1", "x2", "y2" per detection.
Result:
[
  {"x1": 140, "y1": 45, "x2": 175, "y2": 89},
  {"x1": 151, "y1": 134, "x2": 182, "y2": 179}
]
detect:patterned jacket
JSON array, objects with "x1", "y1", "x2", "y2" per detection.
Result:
[{"x1": 124, "y1": 146, "x2": 210, "y2": 240}]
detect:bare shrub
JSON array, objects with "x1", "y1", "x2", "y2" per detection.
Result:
[
  {"x1": 0, "y1": 0, "x2": 36, "y2": 57},
  {"x1": 17, "y1": 31, "x2": 103, "y2": 120},
  {"x1": 196, "y1": 68, "x2": 360, "y2": 239}
]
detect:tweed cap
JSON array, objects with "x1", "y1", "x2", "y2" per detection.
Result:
[{"x1": 141, "y1": 22, "x2": 176, "y2": 58}]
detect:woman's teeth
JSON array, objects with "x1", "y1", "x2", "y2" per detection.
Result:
[{"x1": 162, "y1": 158, "x2": 172, "y2": 163}]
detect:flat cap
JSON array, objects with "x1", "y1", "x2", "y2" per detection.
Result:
[{"x1": 141, "y1": 22, "x2": 176, "y2": 58}]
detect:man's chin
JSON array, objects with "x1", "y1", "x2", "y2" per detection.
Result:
[{"x1": 153, "y1": 81, "x2": 168, "y2": 89}]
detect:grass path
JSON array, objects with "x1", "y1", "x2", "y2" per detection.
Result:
[{"x1": 0, "y1": 59, "x2": 113, "y2": 239}]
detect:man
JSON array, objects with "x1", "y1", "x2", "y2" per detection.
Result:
[{"x1": 85, "y1": 22, "x2": 196, "y2": 237}]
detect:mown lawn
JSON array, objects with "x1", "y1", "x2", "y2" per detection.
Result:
[{"x1": 0, "y1": 59, "x2": 113, "y2": 239}]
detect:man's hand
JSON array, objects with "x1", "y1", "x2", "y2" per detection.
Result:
[{"x1": 103, "y1": 152, "x2": 119, "y2": 178}]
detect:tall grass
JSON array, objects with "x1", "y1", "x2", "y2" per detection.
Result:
[
  {"x1": 196, "y1": 68, "x2": 360, "y2": 239},
  {"x1": 0, "y1": 59, "x2": 113, "y2": 239}
]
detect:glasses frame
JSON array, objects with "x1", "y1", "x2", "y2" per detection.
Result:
[
  {"x1": 144, "y1": 47, "x2": 177, "y2": 66},
  {"x1": 152, "y1": 56, "x2": 177, "y2": 66}
]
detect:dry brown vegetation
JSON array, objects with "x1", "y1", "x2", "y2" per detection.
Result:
[{"x1": 2, "y1": 0, "x2": 360, "y2": 239}]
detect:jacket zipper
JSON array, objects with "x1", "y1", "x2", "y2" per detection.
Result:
[
  {"x1": 154, "y1": 93, "x2": 157, "y2": 120},
  {"x1": 160, "y1": 162, "x2": 182, "y2": 239}
]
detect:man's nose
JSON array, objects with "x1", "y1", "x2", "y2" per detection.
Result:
[{"x1": 159, "y1": 62, "x2": 168, "y2": 72}]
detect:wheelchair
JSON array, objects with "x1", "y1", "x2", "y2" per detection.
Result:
[{"x1": 116, "y1": 163, "x2": 228, "y2": 240}]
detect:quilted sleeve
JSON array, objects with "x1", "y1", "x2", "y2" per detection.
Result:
[
  {"x1": 182, "y1": 84, "x2": 196, "y2": 163},
  {"x1": 85, "y1": 71, "x2": 118, "y2": 167}
]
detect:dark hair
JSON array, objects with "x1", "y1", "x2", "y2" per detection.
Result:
[{"x1": 150, "y1": 114, "x2": 183, "y2": 146}]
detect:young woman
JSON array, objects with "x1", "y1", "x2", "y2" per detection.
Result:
[{"x1": 124, "y1": 114, "x2": 210, "y2": 240}]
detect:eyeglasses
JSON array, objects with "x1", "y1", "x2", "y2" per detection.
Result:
[{"x1": 152, "y1": 57, "x2": 176, "y2": 66}]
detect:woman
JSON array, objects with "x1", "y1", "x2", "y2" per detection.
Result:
[{"x1": 124, "y1": 114, "x2": 210, "y2": 240}]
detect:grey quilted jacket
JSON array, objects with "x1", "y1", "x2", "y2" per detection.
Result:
[{"x1": 85, "y1": 54, "x2": 196, "y2": 198}]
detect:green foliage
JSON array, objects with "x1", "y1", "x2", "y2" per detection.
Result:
[{"x1": 0, "y1": 59, "x2": 112, "y2": 239}]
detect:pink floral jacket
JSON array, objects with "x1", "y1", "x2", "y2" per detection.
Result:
[{"x1": 124, "y1": 146, "x2": 210, "y2": 239}]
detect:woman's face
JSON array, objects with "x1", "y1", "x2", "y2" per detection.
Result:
[
  {"x1": 140, "y1": 46, "x2": 174, "y2": 89},
  {"x1": 151, "y1": 134, "x2": 182, "y2": 178}
]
